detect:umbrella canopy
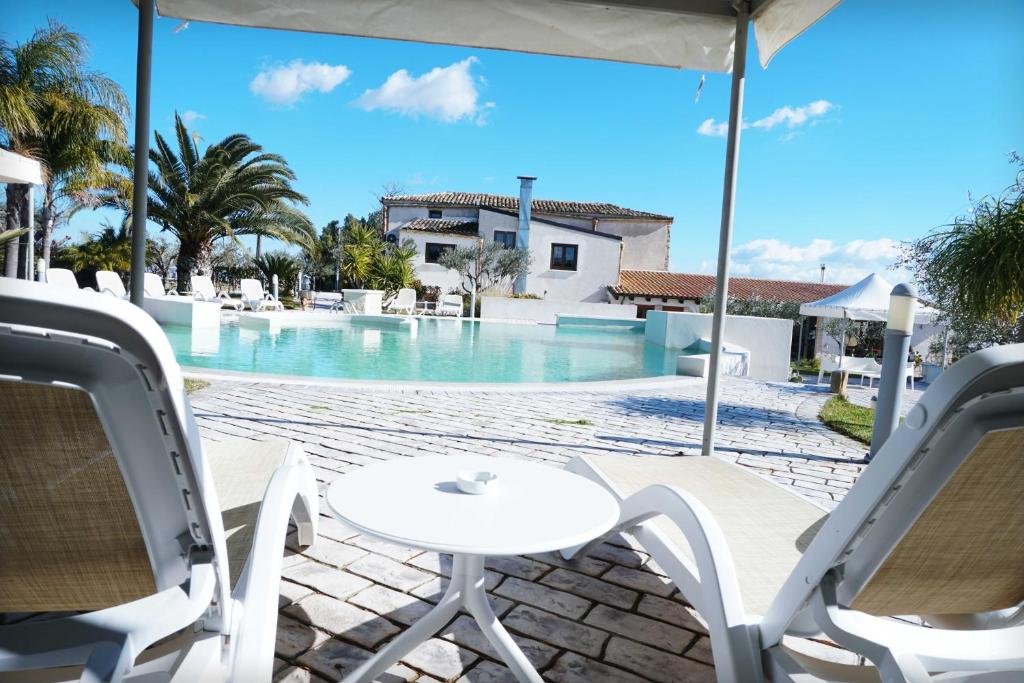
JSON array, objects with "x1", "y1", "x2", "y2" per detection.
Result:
[
  {"x1": 152, "y1": 0, "x2": 840, "y2": 72},
  {"x1": 800, "y1": 273, "x2": 938, "y2": 323},
  {"x1": 0, "y1": 149, "x2": 43, "y2": 185}
]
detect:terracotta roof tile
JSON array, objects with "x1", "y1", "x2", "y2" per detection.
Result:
[
  {"x1": 402, "y1": 217, "x2": 479, "y2": 236},
  {"x1": 611, "y1": 270, "x2": 848, "y2": 304},
  {"x1": 384, "y1": 192, "x2": 671, "y2": 220}
]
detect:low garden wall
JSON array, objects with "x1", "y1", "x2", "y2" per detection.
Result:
[
  {"x1": 645, "y1": 310, "x2": 793, "y2": 381},
  {"x1": 480, "y1": 297, "x2": 638, "y2": 324}
]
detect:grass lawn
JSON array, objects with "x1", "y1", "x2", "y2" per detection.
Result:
[
  {"x1": 819, "y1": 396, "x2": 874, "y2": 445},
  {"x1": 184, "y1": 378, "x2": 210, "y2": 395}
]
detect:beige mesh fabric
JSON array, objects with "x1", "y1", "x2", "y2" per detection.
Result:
[
  {"x1": 852, "y1": 427, "x2": 1024, "y2": 616},
  {"x1": 589, "y1": 454, "x2": 828, "y2": 617},
  {"x1": 205, "y1": 438, "x2": 289, "y2": 589},
  {"x1": 0, "y1": 381, "x2": 155, "y2": 612}
]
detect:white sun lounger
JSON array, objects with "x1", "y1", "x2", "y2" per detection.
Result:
[
  {"x1": 385, "y1": 288, "x2": 417, "y2": 315},
  {"x1": 95, "y1": 270, "x2": 128, "y2": 298},
  {"x1": 44, "y1": 268, "x2": 81, "y2": 290},
  {"x1": 437, "y1": 294, "x2": 463, "y2": 317},
  {"x1": 240, "y1": 278, "x2": 284, "y2": 312},
  {"x1": 563, "y1": 343, "x2": 1024, "y2": 681},
  {"x1": 193, "y1": 275, "x2": 243, "y2": 311},
  {"x1": 0, "y1": 280, "x2": 319, "y2": 682},
  {"x1": 143, "y1": 272, "x2": 167, "y2": 297}
]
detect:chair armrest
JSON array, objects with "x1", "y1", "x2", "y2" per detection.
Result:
[
  {"x1": 0, "y1": 557, "x2": 216, "y2": 681},
  {"x1": 228, "y1": 444, "x2": 318, "y2": 681}
]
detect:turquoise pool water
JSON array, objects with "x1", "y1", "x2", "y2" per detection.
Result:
[{"x1": 163, "y1": 318, "x2": 682, "y2": 383}]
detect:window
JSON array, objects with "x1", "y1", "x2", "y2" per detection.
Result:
[
  {"x1": 425, "y1": 243, "x2": 455, "y2": 264},
  {"x1": 428, "y1": 209, "x2": 443, "y2": 219},
  {"x1": 550, "y1": 243, "x2": 578, "y2": 271},
  {"x1": 494, "y1": 230, "x2": 516, "y2": 249}
]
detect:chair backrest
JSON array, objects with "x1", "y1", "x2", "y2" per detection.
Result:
[
  {"x1": 192, "y1": 275, "x2": 217, "y2": 299},
  {"x1": 394, "y1": 288, "x2": 416, "y2": 307},
  {"x1": 0, "y1": 280, "x2": 229, "y2": 614},
  {"x1": 763, "y1": 343, "x2": 1024, "y2": 641},
  {"x1": 95, "y1": 270, "x2": 127, "y2": 297},
  {"x1": 45, "y1": 268, "x2": 80, "y2": 290},
  {"x1": 143, "y1": 272, "x2": 165, "y2": 297},
  {"x1": 240, "y1": 278, "x2": 264, "y2": 300},
  {"x1": 441, "y1": 294, "x2": 462, "y2": 309}
]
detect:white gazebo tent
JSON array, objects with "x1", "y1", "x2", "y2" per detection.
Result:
[
  {"x1": 0, "y1": 148, "x2": 44, "y2": 282},
  {"x1": 800, "y1": 272, "x2": 939, "y2": 361},
  {"x1": 127, "y1": 0, "x2": 842, "y2": 456}
]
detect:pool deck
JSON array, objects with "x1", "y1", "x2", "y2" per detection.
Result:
[{"x1": 183, "y1": 374, "x2": 909, "y2": 682}]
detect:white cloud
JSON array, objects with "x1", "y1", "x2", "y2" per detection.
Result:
[
  {"x1": 696, "y1": 99, "x2": 835, "y2": 137},
  {"x1": 181, "y1": 110, "x2": 206, "y2": 125},
  {"x1": 696, "y1": 118, "x2": 729, "y2": 137},
  {"x1": 250, "y1": 60, "x2": 351, "y2": 105},
  {"x1": 354, "y1": 57, "x2": 494, "y2": 124},
  {"x1": 729, "y1": 236, "x2": 908, "y2": 284}
]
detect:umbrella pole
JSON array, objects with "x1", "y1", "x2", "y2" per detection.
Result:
[
  {"x1": 702, "y1": 3, "x2": 749, "y2": 456},
  {"x1": 129, "y1": 0, "x2": 154, "y2": 306}
]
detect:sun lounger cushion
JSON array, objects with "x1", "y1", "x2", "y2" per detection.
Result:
[
  {"x1": 851, "y1": 426, "x2": 1024, "y2": 616},
  {"x1": 587, "y1": 454, "x2": 828, "y2": 617},
  {"x1": 0, "y1": 382, "x2": 155, "y2": 612},
  {"x1": 205, "y1": 438, "x2": 290, "y2": 589}
]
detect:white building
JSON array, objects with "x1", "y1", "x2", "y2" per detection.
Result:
[{"x1": 382, "y1": 179, "x2": 672, "y2": 303}]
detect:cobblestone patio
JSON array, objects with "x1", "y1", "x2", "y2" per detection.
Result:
[{"x1": 182, "y1": 374, "x2": 909, "y2": 682}]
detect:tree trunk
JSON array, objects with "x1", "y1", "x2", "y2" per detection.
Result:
[
  {"x1": 41, "y1": 183, "x2": 56, "y2": 268},
  {"x1": 4, "y1": 184, "x2": 24, "y2": 278},
  {"x1": 176, "y1": 241, "x2": 199, "y2": 294},
  {"x1": 255, "y1": 234, "x2": 263, "y2": 259}
]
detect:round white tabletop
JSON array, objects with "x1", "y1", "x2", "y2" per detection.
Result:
[{"x1": 326, "y1": 455, "x2": 619, "y2": 557}]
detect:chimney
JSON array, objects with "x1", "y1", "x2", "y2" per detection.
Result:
[{"x1": 514, "y1": 175, "x2": 535, "y2": 295}]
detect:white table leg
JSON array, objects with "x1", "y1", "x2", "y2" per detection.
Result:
[
  {"x1": 342, "y1": 554, "x2": 542, "y2": 683},
  {"x1": 341, "y1": 582, "x2": 462, "y2": 683}
]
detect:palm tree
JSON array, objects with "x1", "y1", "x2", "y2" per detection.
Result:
[
  {"x1": 0, "y1": 21, "x2": 129, "y2": 273},
  {"x1": 339, "y1": 222, "x2": 379, "y2": 288},
  {"x1": 123, "y1": 113, "x2": 314, "y2": 292}
]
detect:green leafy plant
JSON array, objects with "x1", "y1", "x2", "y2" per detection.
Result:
[
  {"x1": 899, "y1": 153, "x2": 1024, "y2": 354},
  {"x1": 105, "y1": 112, "x2": 314, "y2": 293},
  {"x1": 253, "y1": 251, "x2": 300, "y2": 297}
]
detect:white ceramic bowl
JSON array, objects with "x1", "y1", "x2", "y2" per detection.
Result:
[{"x1": 456, "y1": 470, "x2": 498, "y2": 495}]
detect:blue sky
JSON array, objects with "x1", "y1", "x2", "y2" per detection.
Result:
[{"x1": 7, "y1": 1, "x2": 1023, "y2": 284}]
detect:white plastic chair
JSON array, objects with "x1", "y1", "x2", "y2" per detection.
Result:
[
  {"x1": 0, "y1": 280, "x2": 319, "y2": 682},
  {"x1": 143, "y1": 272, "x2": 167, "y2": 297},
  {"x1": 193, "y1": 275, "x2": 243, "y2": 311},
  {"x1": 44, "y1": 268, "x2": 81, "y2": 290},
  {"x1": 563, "y1": 343, "x2": 1024, "y2": 681},
  {"x1": 385, "y1": 288, "x2": 417, "y2": 315},
  {"x1": 239, "y1": 278, "x2": 283, "y2": 312},
  {"x1": 95, "y1": 270, "x2": 128, "y2": 298},
  {"x1": 438, "y1": 294, "x2": 463, "y2": 317}
]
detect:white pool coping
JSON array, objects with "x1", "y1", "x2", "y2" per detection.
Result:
[{"x1": 181, "y1": 366, "x2": 703, "y2": 394}]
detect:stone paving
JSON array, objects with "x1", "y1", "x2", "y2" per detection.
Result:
[{"x1": 184, "y1": 375, "x2": 879, "y2": 682}]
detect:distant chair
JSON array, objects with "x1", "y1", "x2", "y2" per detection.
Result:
[
  {"x1": 438, "y1": 294, "x2": 464, "y2": 317},
  {"x1": 44, "y1": 268, "x2": 81, "y2": 290},
  {"x1": 193, "y1": 275, "x2": 243, "y2": 311},
  {"x1": 240, "y1": 278, "x2": 284, "y2": 312},
  {"x1": 385, "y1": 288, "x2": 417, "y2": 315},
  {"x1": 95, "y1": 270, "x2": 127, "y2": 298},
  {"x1": 143, "y1": 272, "x2": 167, "y2": 297}
]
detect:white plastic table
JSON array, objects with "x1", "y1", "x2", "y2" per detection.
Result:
[{"x1": 326, "y1": 455, "x2": 619, "y2": 683}]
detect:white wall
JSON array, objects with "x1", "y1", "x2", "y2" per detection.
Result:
[
  {"x1": 645, "y1": 310, "x2": 794, "y2": 381},
  {"x1": 478, "y1": 210, "x2": 622, "y2": 303},
  {"x1": 596, "y1": 219, "x2": 671, "y2": 271},
  {"x1": 481, "y1": 297, "x2": 638, "y2": 324},
  {"x1": 401, "y1": 231, "x2": 476, "y2": 293}
]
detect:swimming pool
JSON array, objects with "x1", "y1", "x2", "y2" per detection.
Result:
[{"x1": 162, "y1": 317, "x2": 683, "y2": 383}]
